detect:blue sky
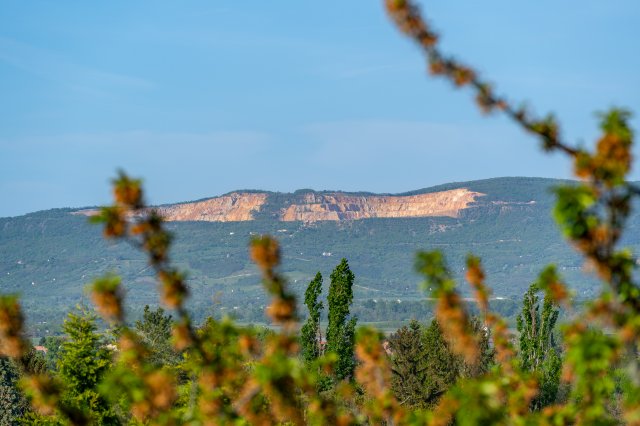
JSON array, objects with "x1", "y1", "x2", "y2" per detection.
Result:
[{"x1": 1, "y1": 1, "x2": 638, "y2": 217}]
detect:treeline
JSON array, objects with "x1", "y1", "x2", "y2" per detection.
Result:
[
  {"x1": 226, "y1": 297, "x2": 520, "y2": 326},
  {"x1": 1, "y1": 262, "x2": 565, "y2": 424}
]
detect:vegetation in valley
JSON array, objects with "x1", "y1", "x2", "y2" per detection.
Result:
[{"x1": 0, "y1": 177, "x2": 618, "y2": 335}]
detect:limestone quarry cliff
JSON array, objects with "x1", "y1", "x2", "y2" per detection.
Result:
[
  {"x1": 145, "y1": 188, "x2": 484, "y2": 222},
  {"x1": 280, "y1": 188, "x2": 483, "y2": 221},
  {"x1": 157, "y1": 192, "x2": 268, "y2": 222}
]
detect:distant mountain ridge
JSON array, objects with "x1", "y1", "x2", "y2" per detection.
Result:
[
  {"x1": 71, "y1": 176, "x2": 558, "y2": 224},
  {"x1": 77, "y1": 188, "x2": 485, "y2": 222},
  {"x1": 3, "y1": 177, "x2": 639, "y2": 333}
]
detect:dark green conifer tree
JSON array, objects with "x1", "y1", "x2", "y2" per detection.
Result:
[
  {"x1": 57, "y1": 310, "x2": 118, "y2": 425},
  {"x1": 389, "y1": 320, "x2": 429, "y2": 408},
  {"x1": 421, "y1": 319, "x2": 462, "y2": 406},
  {"x1": 135, "y1": 305, "x2": 179, "y2": 367},
  {"x1": 326, "y1": 259, "x2": 357, "y2": 381},
  {"x1": 390, "y1": 318, "x2": 494, "y2": 409}
]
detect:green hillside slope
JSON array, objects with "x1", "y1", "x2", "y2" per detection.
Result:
[{"x1": 2, "y1": 177, "x2": 638, "y2": 333}]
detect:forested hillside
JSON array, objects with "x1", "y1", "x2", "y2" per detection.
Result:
[{"x1": 2, "y1": 177, "x2": 639, "y2": 332}]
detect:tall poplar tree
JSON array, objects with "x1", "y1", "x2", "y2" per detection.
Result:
[
  {"x1": 517, "y1": 282, "x2": 562, "y2": 410},
  {"x1": 300, "y1": 272, "x2": 324, "y2": 364},
  {"x1": 326, "y1": 258, "x2": 357, "y2": 381}
]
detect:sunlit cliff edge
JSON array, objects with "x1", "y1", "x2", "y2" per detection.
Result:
[
  {"x1": 158, "y1": 192, "x2": 269, "y2": 222},
  {"x1": 278, "y1": 189, "x2": 483, "y2": 221},
  {"x1": 76, "y1": 188, "x2": 486, "y2": 222}
]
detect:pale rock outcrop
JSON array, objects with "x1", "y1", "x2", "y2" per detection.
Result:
[
  {"x1": 72, "y1": 188, "x2": 484, "y2": 223},
  {"x1": 280, "y1": 188, "x2": 483, "y2": 222},
  {"x1": 157, "y1": 192, "x2": 267, "y2": 222}
]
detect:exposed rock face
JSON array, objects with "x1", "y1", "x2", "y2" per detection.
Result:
[
  {"x1": 280, "y1": 189, "x2": 483, "y2": 222},
  {"x1": 157, "y1": 192, "x2": 268, "y2": 222},
  {"x1": 72, "y1": 188, "x2": 485, "y2": 223}
]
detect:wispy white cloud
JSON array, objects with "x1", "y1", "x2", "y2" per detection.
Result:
[{"x1": 0, "y1": 36, "x2": 153, "y2": 96}]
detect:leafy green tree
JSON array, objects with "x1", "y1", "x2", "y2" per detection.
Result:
[
  {"x1": 327, "y1": 258, "x2": 357, "y2": 381},
  {"x1": 517, "y1": 282, "x2": 562, "y2": 410},
  {"x1": 1, "y1": 348, "x2": 49, "y2": 425},
  {"x1": 134, "y1": 305, "x2": 179, "y2": 367},
  {"x1": 0, "y1": 356, "x2": 26, "y2": 426},
  {"x1": 300, "y1": 272, "x2": 324, "y2": 364},
  {"x1": 56, "y1": 310, "x2": 118, "y2": 425}
]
